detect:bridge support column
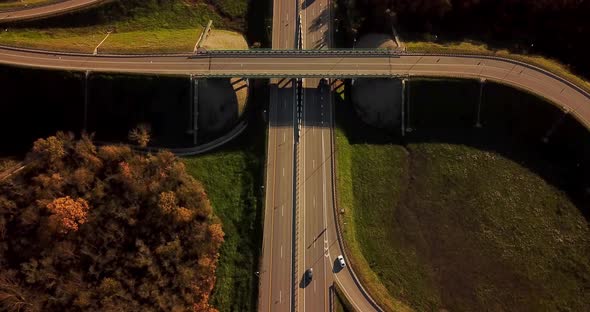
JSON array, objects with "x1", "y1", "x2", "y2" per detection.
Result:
[
  {"x1": 401, "y1": 78, "x2": 406, "y2": 136},
  {"x1": 406, "y1": 78, "x2": 412, "y2": 133},
  {"x1": 542, "y1": 109, "x2": 569, "y2": 143},
  {"x1": 83, "y1": 70, "x2": 90, "y2": 132},
  {"x1": 475, "y1": 78, "x2": 485, "y2": 128},
  {"x1": 189, "y1": 75, "x2": 199, "y2": 145}
]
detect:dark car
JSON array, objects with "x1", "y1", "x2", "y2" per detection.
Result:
[{"x1": 305, "y1": 268, "x2": 313, "y2": 281}]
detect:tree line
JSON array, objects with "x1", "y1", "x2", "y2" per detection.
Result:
[{"x1": 348, "y1": 0, "x2": 590, "y2": 78}]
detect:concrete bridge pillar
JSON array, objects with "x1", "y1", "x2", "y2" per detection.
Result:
[
  {"x1": 189, "y1": 75, "x2": 199, "y2": 145},
  {"x1": 542, "y1": 109, "x2": 569, "y2": 143},
  {"x1": 475, "y1": 78, "x2": 486, "y2": 128},
  {"x1": 406, "y1": 78, "x2": 412, "y2": 133},
  {"x1": 401, "y1": 78, "x2": 406, "y2": 137},
  {"x1": 83, "y1": 70, "x2": 90, "y2": 132}
]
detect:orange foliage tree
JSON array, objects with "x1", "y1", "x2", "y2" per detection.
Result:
[
  {"x1": 46, "y1": 196, "x2": 90, "y2": 233},
  {"x1": 0, "y1": 133, "x2": 224, "y2": 311}
]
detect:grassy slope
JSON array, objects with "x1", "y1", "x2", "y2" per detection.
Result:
[
  {"x1": 335, "y1": 124, "x2": 414, "y2": 312},
  {"x1": 0, "y1": 1, "x2": 247, "y2": 53},
  {"x1": 183, "y1": 143, "x2": 261, "y2": 311},
  {"x1": 183, "y1": 118, "x2": 264, "y2": 311},
  {"x1": 335, "y1": 81, "x2": 590, "y2": 311}
]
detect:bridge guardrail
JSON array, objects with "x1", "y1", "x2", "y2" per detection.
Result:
[
  {"x1": 192, "y1": 48, "x2": 400, "y2": 57},
  {"x1": 191, "y1": 73, "x2": 406, "y2": 78}
]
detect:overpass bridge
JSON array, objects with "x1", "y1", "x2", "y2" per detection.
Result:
[{"x1": 1, "y1": 46, "x2": 589, "y2": 128}]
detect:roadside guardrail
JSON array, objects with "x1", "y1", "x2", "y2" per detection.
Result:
[{"x1": 192, "y1": 49, "x2": 401, "y2": 57}]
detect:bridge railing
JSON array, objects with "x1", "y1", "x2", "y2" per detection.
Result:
[{"x1": 192, "y1": 48, "x2": 401, "y2": 57}]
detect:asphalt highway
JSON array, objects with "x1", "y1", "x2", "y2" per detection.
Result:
[
  {"x1": 258, "y1": 0, "x2": 297, "y2": 310},
  {"x1": 0, "y1": 0, "x2": 106, "y2": 23},
  {"x1": 298, "y1": 0, "x2": 336, "y2": 310},
  {"x1": 299, "y1": 0, "x2": 385, "y2": 308},
  {"x1": 299, "y1": 78, "x2": 334, "y2": 312},
  {"x1": 259, "y1": 78, "x2": 296, "y2": 312}
]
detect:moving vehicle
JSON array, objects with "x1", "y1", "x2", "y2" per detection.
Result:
[
  {"x1": 337, "y1": 255, "x2": 346, "y2": 268},
  {"x1": 305, "y1": 268, "x2": 313, "y2": 281}
]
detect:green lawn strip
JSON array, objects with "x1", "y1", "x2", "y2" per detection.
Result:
[
  {"x1": 334, "y1": 100, "x2": 414, "y2": 312},
  {"x1": 0, "y1": 0, "x2": 56, "y2": 10},
  {"x1": 336, "y1": 126, "x2": 429, "y2": 312},
  {"x1": 100, "y1": 28, "x2": 200, "y2": 54},
  {"x1": 406, "y1": 41, "x2": 590, "y2": 95},
  {"x1": 182, "y1": 124, "x2": 263, "y2": 312},
  {"x1": 0, "y1": 1, "x2": 243, "y2": 53},
  {"x1": 0, "y1": 28, "x2": 105, "y2": 53}
]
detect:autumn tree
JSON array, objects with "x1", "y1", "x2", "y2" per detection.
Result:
[
  {"x1": 128, "y1": 123, "x2": 151, "y2": 148},
  {"x1": 0, "y1": 132, "x2": 224, "y2": 311}
]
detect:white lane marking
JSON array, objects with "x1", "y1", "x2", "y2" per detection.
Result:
[
  {"x1": 322, "y1": 151, "x2": 330, "y2": 256},
  {"x1": 281, "y1": 204, "x2": 284, "y2": 217},
  {"x1": 279, "y1": 290, "x2": 282, "y2": 303},
  {"x1": 282, "y1": 167, "x2": 285, "y2": 177},
  {"x1": 283, "y1": 132, "x2": 286, "y2": 142},
  {"x1": 281, "y1": 245, "x2": 283, "y2": 258},
  {"x1": 312, "y1": 159, "x2": 315, "y2": 169},
  {"x1": 314, "y1": 279, "x2": 317, "y2": 293},
  {"x1": 302, "y1": 82, "x2": 307, "y2": 312}
]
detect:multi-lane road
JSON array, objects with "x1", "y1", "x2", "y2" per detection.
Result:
[
  {"x1": 299, "y1": 0, "x2": 383, "y2": 310},
  {"x1": 298, "y1": 0, "x2": 334, "y2": 308},
  {"x1": 258, "y1": 0, "x2": 297, "y2": 310},
  {"x1": 0, "y1": 0, "x2": 106, "y2": 23}
]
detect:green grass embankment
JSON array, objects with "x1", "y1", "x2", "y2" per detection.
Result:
[
  {"x1": 0, "y1": 0, "x2": 248, "y2": 53},
  {"x1": 335, "y1": 79, "x2": 590, "y2": 311},
  {"x1": 183, "y1": 116, "x2": 264, "y2": 312}
]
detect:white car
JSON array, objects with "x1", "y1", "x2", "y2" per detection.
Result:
[{"x1": 337, "y1": 255, "x2": 346, "y2": 268}]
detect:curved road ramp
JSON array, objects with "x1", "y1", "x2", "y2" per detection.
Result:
[{"x1": 0, "y1": 0, "x2": 110, "y2": 23}]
